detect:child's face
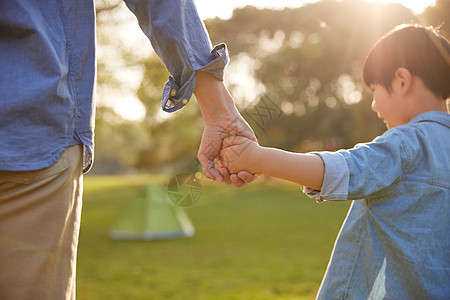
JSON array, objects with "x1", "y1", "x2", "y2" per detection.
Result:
[{"x1": 370, "y1": 84, "x2": 408, "y2": 129}]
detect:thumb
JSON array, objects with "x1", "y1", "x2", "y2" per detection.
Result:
[{"x1": 222, "y1": 135, "x2": 248, "y2": 149}]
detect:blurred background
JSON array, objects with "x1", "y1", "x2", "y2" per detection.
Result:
[
  {"x1": 92, "y1": 0, "x2": 448, "y2": 175},
  {"x1": 78, "y1": 0, "x2": 449, "y2": 299}
]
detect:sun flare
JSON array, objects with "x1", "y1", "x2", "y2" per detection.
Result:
[
  {"x1": 194, "y1": 0, "x2": 437, "y2": 20},
  {"x1": 361, "y1": 0, "x2": 436, "y2": 14}
]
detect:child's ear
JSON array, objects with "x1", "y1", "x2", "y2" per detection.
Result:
[{"x1": 393, "y1": 67, "x2": 412, "y2": 95}]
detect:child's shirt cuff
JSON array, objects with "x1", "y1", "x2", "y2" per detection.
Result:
[{"x1": 303, "y1": 152, "x2": 349, "y2": 202}]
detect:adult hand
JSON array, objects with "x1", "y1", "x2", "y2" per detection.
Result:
[
  {"x1": 195, "y1": 71, "x2": 258, "y2": 187},
  {"x1": 198, "y1": 112, "x2": 257, "y2": 186}
]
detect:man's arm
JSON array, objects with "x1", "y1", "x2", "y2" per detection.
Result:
[
  {"x1": 195, "y1": 71, "x2": 257, "y2": 186},
  {"x1": 124, "y1": 0, "x2": 226, "y2": 113},
  {"x1": 124, "y1": 0, "x2": 258, "y2": 186}
]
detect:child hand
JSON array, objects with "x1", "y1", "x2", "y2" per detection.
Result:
[{"x1": 220, "y1": 135, "x2": 260, "y2": 174}]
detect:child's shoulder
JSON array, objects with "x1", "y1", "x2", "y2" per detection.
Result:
[
  {"x1": 385, "y1": 111, "x2": 449, "y2": 139},
  {"x1": 365, "y1": 111, "x2": 449, "y2": 164},
  {"x1": 407, "y1": 111, "x2": 450, "y2": 129},
  {"x1": 390, "y1": 111, "x2": 449, "y2": 168}
]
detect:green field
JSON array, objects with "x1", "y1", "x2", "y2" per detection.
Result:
[{"x1": 77, "y1": 175, "x2": 350, "y2": 300}]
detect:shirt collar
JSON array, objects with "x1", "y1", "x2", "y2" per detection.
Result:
[{"x1": 409, "y1": 111, "x2": 450, "y2": 128}]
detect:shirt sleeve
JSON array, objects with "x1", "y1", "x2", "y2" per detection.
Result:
[
  {"x1": 124, "y1": 0, "x2": 229, "y2": 112},
  {"x1": 304, "y1": 129, "x2": 408, "y2": 202},
  {"x1": 303, "y1": 152, "x2": 350, "y2": 202}
]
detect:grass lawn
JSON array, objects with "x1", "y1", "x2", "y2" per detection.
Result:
[{"x1": 77, "y1": 174, "x2": 350, "y2": 300}]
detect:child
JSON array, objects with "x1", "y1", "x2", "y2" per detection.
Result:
[{"x1": 220, "y1": 24, "x2": 450, "y2": 299}]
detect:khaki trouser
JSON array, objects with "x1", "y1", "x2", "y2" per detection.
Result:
[{"x1": 0, "y1": 145, "x2": 83, "y2": 300}]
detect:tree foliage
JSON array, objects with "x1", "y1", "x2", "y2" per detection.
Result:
[{"x1": 205, "y1": 0, "x2": 417, "y2": 151}]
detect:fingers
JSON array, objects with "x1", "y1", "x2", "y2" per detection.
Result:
[
  {"x1": 205, "y1": 165, "x2": 224, "y2": 183},
  {"x1": 237, "y1": 171, "x2": 258, "y2": 184},
  {"x1": 229, "y1": 173, "x2": 247, "y2": 187},
  {"x1": 216, "y1": 159, "x2": 233, "y2": 185},
  {"x1": 219, "y1": 167, "x2": 233, "y2": 185},
  {"x1": 228, "y1": 171, "x2": 258, "y2": 187},
  {"x1": 198, "y1": 153, "x2": 224, "y2": 182}
]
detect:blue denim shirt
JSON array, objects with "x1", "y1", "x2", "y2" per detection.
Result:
[
  {"x1": 305, "y1": 111, "x2": 450, "y2": 299},
  {"x1": 0, "y1": 0, "x2": 228, "y2": 172}
]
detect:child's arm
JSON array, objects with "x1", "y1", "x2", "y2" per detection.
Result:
[{"x1": 220, "y1": 136, "x2": 325, "y2": 190}]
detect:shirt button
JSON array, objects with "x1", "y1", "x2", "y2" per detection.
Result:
[
  {"x1": 182, "y1": 99, "x2": 189, "y2": 105},
  {"x1": 170, "y1": 89, "x2": 177, "y2": 97}
]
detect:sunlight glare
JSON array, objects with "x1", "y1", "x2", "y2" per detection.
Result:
[
  {"x1": 194, "y1": 0, "x2": 436, "y2": 20},
  {"x1": 361, "y1": 0, "x2": 436, "y2": 14},
  {"x1": 195, "y1": 0, "x2": 318, "y2": 20},
  {"x1": 102, "y1": 0, "x2": 438, "y2": 121}
]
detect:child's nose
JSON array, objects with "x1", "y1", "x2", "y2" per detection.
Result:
[{"x1": 371, "y1": 99, "x2": 377, "y2": 112}]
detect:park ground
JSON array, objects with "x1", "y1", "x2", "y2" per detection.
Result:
[{"x1": 77, "y1": 174, "x2": 350, "y2": 300}]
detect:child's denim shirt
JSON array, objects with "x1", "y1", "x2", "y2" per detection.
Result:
[{"x1": 305, "y1": 111, "x2": 450, "y2": 299}]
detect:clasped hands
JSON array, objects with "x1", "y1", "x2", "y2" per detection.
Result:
[
  {"x1": 197, "y1": 114, "x2": 259, "y2": 187},
  {"x1": 194, "y1": 71, "x2": 261, "y2": 187}
]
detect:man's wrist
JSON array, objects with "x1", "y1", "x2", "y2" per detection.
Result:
[{"x1": 194, "y1": 71, "x2": 237, "y2": 122}]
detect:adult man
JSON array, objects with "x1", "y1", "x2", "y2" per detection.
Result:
[{"x1": 0, "y1": 1, "x2": 255, "y2": 299}]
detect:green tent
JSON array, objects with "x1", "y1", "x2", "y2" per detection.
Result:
[{"x1": 110, "y1": 185, "x2": 195, "y2": 240}]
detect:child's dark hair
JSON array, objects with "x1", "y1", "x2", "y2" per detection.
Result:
[{"x1": 363, "y1": 24, "x2": 450, "y2": 99}]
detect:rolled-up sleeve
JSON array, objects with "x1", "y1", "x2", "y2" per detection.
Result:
[
  {"x1": 304, "y1": 129, "x2": 409, "y2": 202},
  {"x1": 124, "y1": 0, "x2": 229, "y2": 112},
  {"x1": 303, "y1": 152, "x2": 350, "y2": 202}
]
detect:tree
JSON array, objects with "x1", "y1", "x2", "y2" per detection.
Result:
[
  {"x1": 421, "y1": 0, "x2": 450, "y2": 37},
  {"x1": 93, "y1": 0, "x2": 449, "y2": 173},
  {"x1": 204, "y1": 0, "x2": 435, "y2": 152}
]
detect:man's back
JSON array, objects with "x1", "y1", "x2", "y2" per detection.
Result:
[{"x1": 0, "y1": 0, "x2": 96, "y2": 172}]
